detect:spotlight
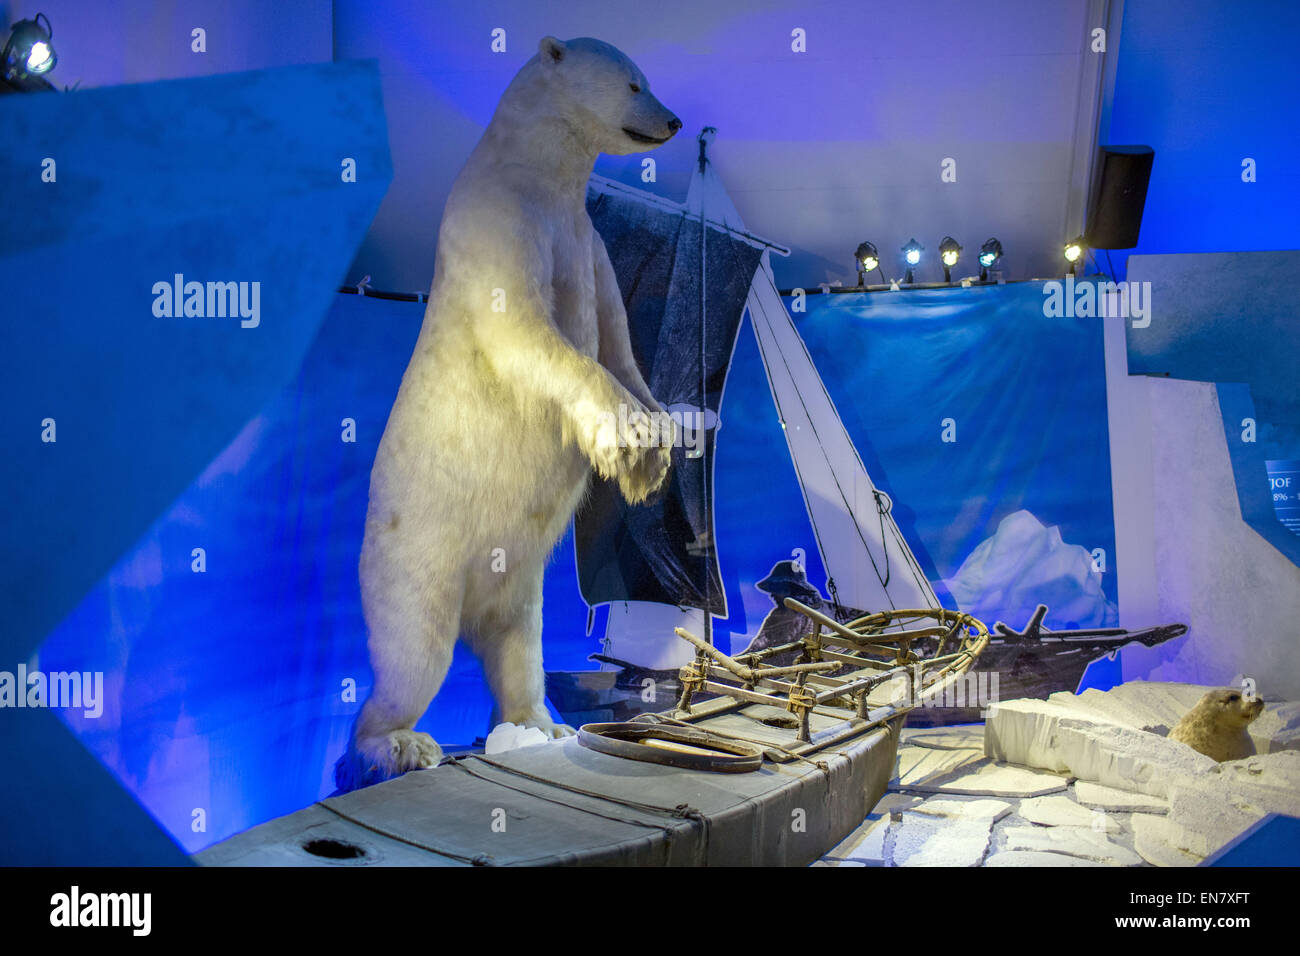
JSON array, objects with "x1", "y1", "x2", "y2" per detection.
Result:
[
  {"x1": 978, "y1": 238, "x2": 1002, "y2": 281},
  {"x1": 854, "y1": 241, "x2": 880, "y2": 285},
  {"x1": 902, "y1": 238, "x2": 923, "y2": 284},
  {"x1": 939, "y1": 236, "x2": 962, "y2": 283},
  {"x1": 1063, "y1": 235, "x2": 1085, "y2": 275},
  {"x1": 2, "y1": 13, "x2": 57, "y2": 92}
]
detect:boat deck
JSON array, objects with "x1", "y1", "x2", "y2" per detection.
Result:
[{"x1": 196, "y1": 714, "x2": 901, "y2": 867}]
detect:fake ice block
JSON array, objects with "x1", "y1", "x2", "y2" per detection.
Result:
[{"x1": 0, "y1": 61, "x2": 391, "y2": 863}]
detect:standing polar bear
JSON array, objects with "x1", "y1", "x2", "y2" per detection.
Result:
[{"x1": 335, "y1": 37, "x2": 680, "y2": 790}]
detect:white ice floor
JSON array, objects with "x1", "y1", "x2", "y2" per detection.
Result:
[{"x1": 817, "y1": 682, "x2": 1300, "y2": 867}]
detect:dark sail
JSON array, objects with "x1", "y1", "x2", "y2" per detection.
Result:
[{"x1": 575, "y1": 182, "x2": 763, "y2": 615}]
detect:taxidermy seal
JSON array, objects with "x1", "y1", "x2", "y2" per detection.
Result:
[{"x1": 1168, "y1": 687, "x2": 1264, "y2": 762}]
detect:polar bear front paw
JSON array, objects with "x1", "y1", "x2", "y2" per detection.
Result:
[
  {"x1": 617, "y1": 435, "x2": 672, "y2": 505},
  {"x1": 336, "y1": 729, "x2": 444, "y2": 791},
  {"x1": 571, "y1": 396, "x2": 673, "y2": 504}
]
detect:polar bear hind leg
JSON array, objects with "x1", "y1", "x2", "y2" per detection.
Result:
[
  {"x1": 465, "y1": 568, "x2": 575, "y2": 740},
  {"x1": 334, "y1": 544, "x2": 462, "y2": 791}
]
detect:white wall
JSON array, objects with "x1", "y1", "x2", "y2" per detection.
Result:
[{"x1": 1105, "y1": 311, "x2": 1300, "y2": 699}]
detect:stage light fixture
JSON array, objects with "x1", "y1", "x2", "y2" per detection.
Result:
[
  {"x1": 854, "y1": 241, "x2": 879, "y2": 285},
  {"x1": 902, "y1": 238, "x2": 922, "y2": 284},
  {"x1": 1064, "y1": 236, "x2": 1085, "y2": 275},
  {"x1": 2, "y1": 14, "x2": 57, "y2": 90},
  {"x1": 978, "y1": 238, "x2": 1002, "y2": 281},
  {"x1": 939, "y1": 236, "x2": 961, "y2": 282}
]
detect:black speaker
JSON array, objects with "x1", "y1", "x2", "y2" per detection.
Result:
[{"x1": 1085, "y1": 145, "x2": 1154, "y2": 250}]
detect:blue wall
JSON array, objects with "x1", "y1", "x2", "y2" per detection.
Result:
[{"x1": 1104, "y1": 0, "x2": 1300, "y2": 278}]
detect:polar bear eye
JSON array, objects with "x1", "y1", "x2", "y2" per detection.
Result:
[{"x1": 629, "y1": 83, "x2": 641, "y2": 93}]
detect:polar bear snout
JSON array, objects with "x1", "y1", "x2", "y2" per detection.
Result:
[{"x1": 621, "y1": 92, "x2": 680, "y2": 147}]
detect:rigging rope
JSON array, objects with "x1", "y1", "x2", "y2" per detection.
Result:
[
  {"x1": 873, "y1": 489, "x2": 892, "y2": 589},
  {"x1": 748, "y1": 278, "x2": 898, "y2": 608},
  {"x1": 698, "y1": 138, "x2": 711, "y2": 641}
]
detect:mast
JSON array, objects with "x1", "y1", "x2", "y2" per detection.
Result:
[
  {"x1": 697, "y1": 128, "x2": 712, "y2": 648},
  {"x1": 575, "y1": 137, "x2": 770, "y2": 667},
  {"x1": 684, "y1": 136, "x2": 939, "y2": 619},
  {"x1": 576, "y1": 127, "x2": 937, "y2": 669},
  {"x1": 744, "y1": 261, "x2": 939, "y2": 618}
]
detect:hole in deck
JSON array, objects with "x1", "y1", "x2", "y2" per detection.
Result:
[{"x1": 302, "y1": 838, "x2": 367, "y2": 860}]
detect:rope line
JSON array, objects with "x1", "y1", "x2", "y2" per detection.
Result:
[{"x1": 749, "y1": 278, "x2": 897, "y2": 607}]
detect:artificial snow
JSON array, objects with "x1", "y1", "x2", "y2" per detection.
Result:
[
  {"x1": 1073, "y1": 780, "x2": 1168, "y2": 814},
  {"x1": 1130, "y1": 813, "x2": 1202, "y2": 867},
  {"x1": 984, "y1": 698, "x2": 1218, "y2": 794},
  {"x1": 893, "y1": 743, "x2": 982, "y2": 784},
  {"x1": 984, "y1": 683, "x2": 1300, "y2": 863},
  {"x1": 906, "y1": 798, "x2": 1014, "y2": 822},
  {"x1": 892, "y1": 813, "x2": 994, "y2": 867},
  {"x1": 821, "y1": 681, "x2": 1300, "y2": 867},
  {"x1": 1016, "y1": 794, "x2": 1120, "y2": 832},
  {"x1": 1000, "y1": 825, "x2": 1140, "y2": 866},
  {"x1": 899, "y1": 725, "x2": 985, "y2": 751},
  {"x1": 897, "y1": 755, "x2": 1071, "y2": 798},
  {"x1": 483, "y1": 722, "x2": 549, "y2": 755},
  {"x1": 821, "y1": 792, "x2": 921, "y2": 866}
]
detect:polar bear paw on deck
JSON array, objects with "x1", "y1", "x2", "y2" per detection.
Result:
[{"x1": 334, "y1": 729, "x2": 443, "y2": 792}]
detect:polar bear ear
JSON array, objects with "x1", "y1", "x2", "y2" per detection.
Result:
[{"x1": 539, "y1": 36, "x2": 566, "y2": 64}]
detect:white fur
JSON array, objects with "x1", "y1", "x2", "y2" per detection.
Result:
[{"x1": 335, "y1": 37, "x2": 680, "y2": 791}]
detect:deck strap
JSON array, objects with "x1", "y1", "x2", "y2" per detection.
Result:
[
  {"x1": 318, "y1": 755, "x2": 708, "y2": 867},
  {"x1": 315, "y1": 801, "x2": 495, "y2": 866},
  {"x1": 457, "y1": 754, "x2": 710, "y2": 826},
  {"x1": 452, "y1": 754, "x2": 713, "y2": 865}
]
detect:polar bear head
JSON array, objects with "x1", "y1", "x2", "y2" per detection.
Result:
[{"x1": 526, "y1": 36, "x2": 681, "y2": 156}]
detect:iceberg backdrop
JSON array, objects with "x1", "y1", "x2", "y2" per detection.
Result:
[{"x1": 944, "y1": 509, "x2": 1118, "y2": 629}]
